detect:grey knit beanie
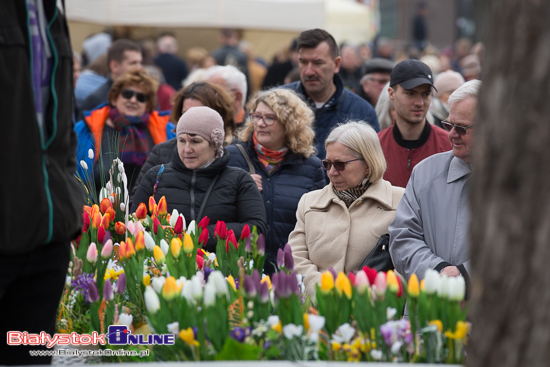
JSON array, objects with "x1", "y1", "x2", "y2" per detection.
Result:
[{"x1": 177, "y1": 106, "x2": 225, "y2": 157}]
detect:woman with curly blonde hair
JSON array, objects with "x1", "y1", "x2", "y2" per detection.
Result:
[{"x1": 227, "y1": 88, "x2": 326, "y2": 274}]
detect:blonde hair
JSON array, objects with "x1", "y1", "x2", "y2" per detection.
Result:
[
  {"x1": 239, "y1": 89, "x2": 316, "y2": 158},
  {"x1": 325, "y1": 121, "x2": 387, "y2": 183}
]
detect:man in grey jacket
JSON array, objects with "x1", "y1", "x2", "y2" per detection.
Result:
[{"x1": 389, "y1": 79, "x2": 481, "y2": 286}]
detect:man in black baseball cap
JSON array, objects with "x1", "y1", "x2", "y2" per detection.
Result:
[{"x1": 377, "y1": 59, "x2": 451, "y2": 187}]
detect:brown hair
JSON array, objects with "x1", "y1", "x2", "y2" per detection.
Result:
[
  {"x1": 297, "y1": 29, "x2": 339, "y2": 58},
  {"x1": 107, "y1": 39, "x2": 141, "y2": 65},
  {"x1": 108, "y1": 69, "x2": 158, "y2": 112},
  {"x1": 171, "y1": 82, "x2": 236, "y2": 142}
]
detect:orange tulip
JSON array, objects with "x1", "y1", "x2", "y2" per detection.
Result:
[
  {"x1": 135, "y1": 231, "x2": 145, "y2": 251},
  {"x1": 135, "y1": 203, "x2": 147, "y2": 220},
  {"x1": 91, "y1": 212, "x2": 102, "y2": 229},
  {"x1": 149, "y1": 196, "x2": 157, "y2": 216},
  {"x1": 125, "y1": 238, "x2": 136, "y2": 258},
  {"x1": 106, "y1": 207, "x2": 116, "y2": 224},
  {"x1": 90, "y1": 204, "x2": 100, "y2": 220},
  {"x1": 83, "y1": 205, "x2": 92, "y2": 216},
  {"x1": 119, "y1": 241, "x2": 128, "y2": 258},
  {"x1": 101, "y1": 213, "x2": 110, "y2": 229},
  {"x1": 100, "y1": 197, "x2": 112, "y2": 214},
  {"x1": 115, "y1": 221, "x2": 126, "y2": 235},
  {"x1": 158, "y1": 196, "x2": 167, "y2": 216}
]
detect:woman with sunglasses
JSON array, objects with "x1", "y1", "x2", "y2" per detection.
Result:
[
  {"x1": 288, "y1": 121, "x2": 405, "y2": 297},
  {"x1": 75, "y1": 68, "x2": 174, "y2": 191},
  {"x1": 226, "y1": 89, "x2": 325, "y2": 274}
]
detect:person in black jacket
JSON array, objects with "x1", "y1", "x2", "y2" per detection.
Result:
[
  {"x1": 131, "y1": 106, "x2": 266, "y2": 252},
  {"x1": 0, "y1": 1, "x2": 83, "y2": 364},
  {"x1": 129, "y1": 81, "x2": 236, "y2": 204},
  {"x1": 226, "y1": 89, "x2": 326, "y2": 274}
]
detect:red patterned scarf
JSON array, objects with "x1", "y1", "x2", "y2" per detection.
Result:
[{"x1": 253, "y1": 132, "x2": 288, "y2": 175}]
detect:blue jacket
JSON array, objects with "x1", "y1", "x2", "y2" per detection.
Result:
[
  {"x1": 226, "y1": 140, "x2": 326, "y2": 273},
  {"x1": 74, "y1": 103, "x2": 175, "y2": 178},
  {"x1": 281, "y1": 75, "x2": 379, "y2": 159}
]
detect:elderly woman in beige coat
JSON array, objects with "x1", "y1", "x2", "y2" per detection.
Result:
[{"x1": 288, "y1": 121, "x2": 405, "y2": 296}]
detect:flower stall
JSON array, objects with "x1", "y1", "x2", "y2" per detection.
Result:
[{"x1": 57, "y1": 155, "x2": 469, "y2": 363}]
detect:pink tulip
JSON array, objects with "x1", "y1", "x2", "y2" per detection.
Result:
[
  {"x1": 87, "y1": 243, "x2": 98, "y2": 263},
  {"x1": 355, "y1": 270, "x2": 370, "y2": 294},
  {"x1": 101, "y1": 240, "x2": 113, "y2": 259},
  {"x1": 374, "y1": 271, "x2": 387, "y2": 296}
]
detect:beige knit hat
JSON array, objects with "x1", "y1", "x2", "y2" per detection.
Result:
[
  {"x1": 177, "y1": 106, "x2": 225, "y2": 157},
  {"x1": 434, "y1": 70, "x2": 465, "y2": 98}
]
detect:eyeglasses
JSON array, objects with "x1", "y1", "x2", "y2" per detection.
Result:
[
  {"x1": 367, "y1": 77, "x2": 390, "y2": 85},
  {"x1": 441, "y1": 121, "x2": 476, "y2": 136},
  {"x1": 321, "y1": 158, "x2": 362, "y2": 171},
  {"x1": 250, "y1": 113, "x2": 277, "y2": 126},
  {"x1": 121, "y1": 89, "x2": 148, "y2": 103}
]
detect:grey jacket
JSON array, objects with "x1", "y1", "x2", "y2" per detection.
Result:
[{"x1": 389, "y1": 151, "x2": 471, "y2": 282}]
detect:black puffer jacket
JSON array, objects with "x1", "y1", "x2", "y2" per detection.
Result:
[{"x1": 131, "y1": 148, "x2": 267, "y2": 252}]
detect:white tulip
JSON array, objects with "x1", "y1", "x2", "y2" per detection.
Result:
[
  {"x1": 209, "y1": 271, "x2": 228, "y2": 296},
  {"x1": 267, "y1": 315, "x2": 279, "y2": 327},
  {"x1": 179, "y1": 215, "x2": 187, "y2": 231},
  {"x1": 117, "y1": 173, "x2": 122, "y2": 182},
  {"x1": 118, "y1": 163, "x2": 125, "y2": 174},
  {"x1": 391, "y1": 341, "x2": 403, "y2": 355},
  {"x1": 336, "y1": 323, "x2": 355, "y2": 343},
  {"x1": 88, "y1": 149, "x2": 94, "y2": 160},
  {"x1": 106, "y1": 181, "x2": 112, "y2": 194},
  {"x1": 120, "y1": 203, "x2": 126, "y2": 212},
  {"x1": 181, "y1": 281, "x2": 195, "y2": 304},
  {"x1": 448, "y1": 275, "x2": 466, "y2": 301},
  {"x1": 176, "y1": 276, "x2": 187, "y2": 289},
  {"x1": 144, "y1": 232, "x2": 155, "y2": 251},
  {"x1": 438, "y1": 274, "x2": 450, "y2": 298},
  {"x1": 424, "y1": 269, "x2": 441, "y2": 295},
  {"x1": 99, "y1": 187, "x2": 108, "y2": 202},
  {"x1": 160, "y1": 239, "x2": 169, "y2": 256},
  {"x1": 191, "y1": 276, "x2": 203, "y2": 300},
  {"x1": 308, "y1": 314, "x2": 325, "y2": 333},
  {"x1": 187, "y1": 220, "x2": 197, "y2": 235},
  {"x1": 118, "y1": 313, "x2": 133, "y2": 329},
  {"x1": 135, "y1": 221, "x2": 145, "y2": 233},
  {"x1": 166, "y1": 321, "x2": 179, "y2": 336},
  {"x1": 170, "y1": 209, "x2": 179, "y2": 227},
  {"x1": 208, "y1": 253, "x2": 216, "y2": 262},
  {"x1": 371, "y1": 349, "x2": 383, "y2": 361},
  {"x1": 283, "y1": 324, "x2": 303, "y2": 340},
  {"x1": 152, "y1": 276, "x2": 166, "y2": 294},
  {"x1": 79, "y1": 160, "x2": 88, "y2": 170},
  {"x1": 203, "y1": 282, "x2": 216, "y2": 307},
  {"x1": 387, "y1": 307, "x2": 397, "y2": 320},
  {"x1": 144, "y1": 286, "x2": 160, "y2": 314},
  {"x1": 65, "y1": 276, "x2": 72, "y2": 286}
]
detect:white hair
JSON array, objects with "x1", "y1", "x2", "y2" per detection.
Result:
[
  {"x1": 448, "y1": 79, "x2": 481, "y2": 109},
  {"x1": 157, "y1": 35, "x2": 178, "y2": 54},
  {"x1": 205, "y1": 65, "x2": 247, "y2": 107},
  {"x1": 375, "y1": 82, "x2": 394, "y2": 130}
]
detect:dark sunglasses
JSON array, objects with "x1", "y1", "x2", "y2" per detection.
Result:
[
  {"x1": 441, "y1": 120, "x2": 476, "y2": 136},
  {"x1": 321, "y1": 158, "x2": 362, "y2": 171},
  {"x1": 121, "y1": 89, "x2": 148, "y2": 103}
]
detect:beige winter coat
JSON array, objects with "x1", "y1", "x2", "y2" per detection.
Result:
[{"x1": 289, "y1": 179, "x2": 404, "y2": 296}]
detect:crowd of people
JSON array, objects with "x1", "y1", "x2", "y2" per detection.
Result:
[{"x1": 1, "y1": 1, "x2": 481, "y2": 361}]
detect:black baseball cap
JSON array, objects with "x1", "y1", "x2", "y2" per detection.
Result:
[{"x1": 390, "y1": 59, "x2": 437, "y2": 91}]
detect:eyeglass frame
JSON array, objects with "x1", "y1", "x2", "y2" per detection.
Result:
[
  {"x1": 249, "y1": 113, "x2": 278, "y2": 126},
  {"x1": 441, "y1": 120, "x2": 476, "y2": 136},
  {"x1": 121, "y1": 89, "x2": 149, "y2": 103},
  {"x1": 321, "y1": 158, "x2": 363, "y2": 172}
]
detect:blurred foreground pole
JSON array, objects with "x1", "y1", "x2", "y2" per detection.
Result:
[{"x1": 468, "y1": 1, "x2": 550, "y2": 366}]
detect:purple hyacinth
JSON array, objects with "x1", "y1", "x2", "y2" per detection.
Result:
[
  {"x1": 258, "y1": 280, "x2": 270, "y2": 303},
  {"x1": 289, "y1": 271, "x2": 300, "y2": 295},
  {"x1": 115, "y1": 272, "x2": 126, "y2": 294},
  {"x1": 277, "y1": 248, "x2": 285, "y2": 269},
  {"x1": 245, "y1": 237, "x2": 252, "y2": 253},
  {"x1": 103, "y1": 279, "x2": 114, "y2": 301},
  {"x1": 88, "y1": 282, "x2": 100, "y2": 303},
  {"x1": 71, "y1": 273, "x2": 96, "y2": 304},
  {"x1": 252, "y1": 270, "x2": 261, "y2": 291},
  {"x1": 257, "y1": 234, "x2": 265, "y2": 255},
  {"x1": 283, "y1": 244, "x2": 294, "y2": 271},
  {"x1": 243, "y1": 275, "x2": 257, "y2": 298},
  {"x1": 230, "y1": 327, "x2": 247, "y2": 342}
]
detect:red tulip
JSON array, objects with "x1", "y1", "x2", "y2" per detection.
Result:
[
  {"x1": 157, "y1": 196, "x2": 167, "y2": 216},
  {"x1": 82, "y1": 212, "x2": 90, "y2": 233},
  {"x1": 135, "y1": 203, "x2": 147, "y2": 220},
  {"x1": 348, "y1": 272, "x2": 356, "y2": 287},
  {"x1": 83, "y1": 205, "x2": 92, "y2": 216},
  {"x1": 153, "y1": 216, "x2": 161, "y2": 235},
  {"x1": 148, "y1": 196, "x2": 157, "y2": 215},
  {"x1": 97, "y1": 226, "x2": 106, "y2": 243},
  {"x1": 100, "y1": 197, "x2": 112, "y2": 214},
  {"x1": 196, "y1": 253, "x2": 204, "y2": 270},
  {"x1": 240, "y1": 224, "x2": 250, "y2": 241},
  {"x1": 174, "y1": 216, "x2": 184, "y2": 234},
  {"x1": 115, "y1": 221, "x2": 126, "y2": 235},
  {"x1": 199, "y1": 228, "x2": 209, "y2": 246},
  {"x1": 362, "y1": 266, "x2": 378, "y2": 285},
  {"x1": 215, "y1": 221, "x2": 228, "y2": 240},
  {"x1": 198, "y1": 216, "x2": 210, "y2": 230},
  {"x1": 225, "y1": 230, "x2": 238, "y2": 253}
]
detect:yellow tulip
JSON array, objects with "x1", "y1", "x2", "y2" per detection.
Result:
[
  {"x1": 272, "y1": 321, "x2": 282, "y2": 334},
  {"x1": 331, "y1": 341, "x2": 342, "y2": 352},
  {"x1": 162, "y1": 276, "x2": 182, "y2": 301},
  {"x1": 261, "y1": 275, "x2": 272, "y2": 289},
  {"x1": 227, "y1": 275, "x2": 236, "y2": 291},
  {"x1": 334, "y1": 272, "x2": 352, "y2": 299},
  {"x1": 143, "y1": 273, "x2": 151, "y2": 286},
  {"x1": 303, "y1": 313, "x2": 310, "y2": 331},
  {"x1": 180, "y1": 327, "x2": 199, "y2": 346},
  {"x1": 408, "y1": 273, "x2": 420, "y2": 298},
  {"x1": 153, "y1": 245, "x2": 165, "y2": 264},
  {"x1": 183, "y1": 233, "x2": 194, "y2": 254},
  {"x1": 386, "y1": 270, "x2": 399, "y2": 293},
  {"x1": 445, "y1": 321, "x2": 470, "y2": 340},
  {"x1": 429, "y1": 319, "x2": 443, "y2": 332},
  {"x1": 320, "y1": 271, "x2": 334, "y2": 293},
  {"x1": 420, "y1": 279, "x2": 426, "y2": 292},
  {"x1": 170, "y1": 238, "x2": 182, "y2": 258}
]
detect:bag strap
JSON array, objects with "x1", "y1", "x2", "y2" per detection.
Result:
[
  {"x1": 236, "y1": 144, "x2": 256, "y2": 174},
  {"x1": 196, "y1": 173, "x2": 220, "y2": 222}
]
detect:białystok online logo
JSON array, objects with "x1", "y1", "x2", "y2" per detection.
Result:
[{"x1": 8, "y1": 327, "x2": 175, "y2": 348}]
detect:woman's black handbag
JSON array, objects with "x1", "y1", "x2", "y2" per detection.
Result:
[{"x1": 361, "y1": 234, "x2": 394, "y2": 272}]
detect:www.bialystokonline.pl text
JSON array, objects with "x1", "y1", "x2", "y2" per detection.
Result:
[{"x1": 29, "y1": 349, "x2": 150, "y2": 358}]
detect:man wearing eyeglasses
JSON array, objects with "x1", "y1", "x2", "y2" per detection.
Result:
[
  {"x1": 358, "y1": 58, "x2": 394, "y2": 106},
  {"x1": 378, "y1": 59, "x2": 451, "y2": 188},
  {"x1": 389, "y1": 80, "x2": 481, "y2": 289}
]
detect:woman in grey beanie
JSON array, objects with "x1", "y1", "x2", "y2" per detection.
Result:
[{"x1": 131, "y1": 106, "x2": 267, "y2": 251}]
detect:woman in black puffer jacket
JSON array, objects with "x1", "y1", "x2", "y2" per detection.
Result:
[{"x1": 131, "y1": 106, "x2": 266, "y2": 252}]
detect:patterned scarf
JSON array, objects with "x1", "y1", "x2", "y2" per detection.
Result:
[
  {"x1": 333, "y1": 178, "x2": 371, "y2": 208},
  {"x1": 253, "y1": 132, "x2": 288, "y2": 175},
  {"x1": 109, "y1": 107, "x2": 152, "y2": 166}
]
